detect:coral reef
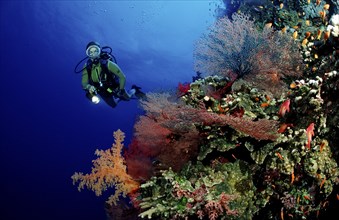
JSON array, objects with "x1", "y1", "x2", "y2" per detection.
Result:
[
  {"x1": 73, "y1": 0, "x2": 339, "y2": 219},
  {"x1": 133, "y1": 73, "x2": 339, "y2": 219},
  {"x1": 131, "y1": 1, "x2": 339, "y2": 219}
]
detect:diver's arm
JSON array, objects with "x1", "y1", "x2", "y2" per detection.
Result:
[
  {"x1": 81, "y1": 64, "x2": 91, "y2": 90},
  {"x1": 107, "y1": 61, "x2": 126, "y2": 90}
]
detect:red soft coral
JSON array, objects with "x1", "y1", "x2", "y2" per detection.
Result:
[
  {"x1": 177, "y1": 82, "x2": 190, "y2": 97},
  {"x1": 133, "y1": 92, "x2": 201, "y2": 171}
]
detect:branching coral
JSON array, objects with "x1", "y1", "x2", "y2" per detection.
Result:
[{"x1": 71, "y1": 130, "x2": 139, "y2": 205}]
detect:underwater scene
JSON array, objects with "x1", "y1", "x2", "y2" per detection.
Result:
[{"x1": 1, "y1": 0, "x2": 339, "y2": 220}]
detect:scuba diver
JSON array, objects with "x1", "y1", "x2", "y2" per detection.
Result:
[{"x1": 75, "y1": 41, "x2": 145, "y2": 108}]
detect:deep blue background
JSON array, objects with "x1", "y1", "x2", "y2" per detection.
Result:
[{"x1": 0, "y1": 1, "x2": 218, "y2": 219}]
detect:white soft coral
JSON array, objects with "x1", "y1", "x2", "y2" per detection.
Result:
[{"x1": 327, "y1": 14, "x2": 339, "y2": 37}]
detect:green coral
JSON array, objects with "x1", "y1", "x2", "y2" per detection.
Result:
[
  {"x1": 197, "y1": 125, "x2": 241, "y2": 161},
  {"x1": 138, "y1": 161, "x2": 257, "y2": 219},
  {"x1": 276, "y1": 8, "x2": 300, "y2": 28}
]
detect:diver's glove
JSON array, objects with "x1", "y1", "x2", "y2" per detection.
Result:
[
  {"x1": 88, "y1": 85, "x2": 97, "y2": 94},
  {"x1": 117, "y1": 88, "x2": 130, "y2": 101}
]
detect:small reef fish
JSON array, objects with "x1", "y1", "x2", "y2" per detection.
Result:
[
  {"x1": 319, "y1": 10, "x2": 326, "y2": 22},
  {"x1": 304, "y1": 195, "x2": 311, "y2": 200},
  {"x1": 306, "y1": 123, "x2": 315, "y2": 149},
  {"x1": 320, "y1": 140, "x2": 327, "y2": 152},
  {"x1": 278, "y1": 99, "x2": 290, "y2": 117},
  {"x1": 278, "y1": 123, "x2": 293, "y2": 133},
  {"x1": 324, "y1": 31, "x2": 331, "y2": 42},
  {"x1": 293, "y1": 31, "x2": 298, "y2": 40},
  {"x1": 261, "y1": 102, "x2": 270, "y2": 108},
  {"x1": 276, "y1": 152, "x2": 284, "y2": 160},
  {"x1": 290, "y1": 82, "x2": 297, "y2": 89},
  {"x1": 265, "y1": 22, "x2": 273, "y2": 28},
  {"x1": 317, "y1": 30, "x2": 323, "y2": 40},
  {"x1": 302, "y1": 38, "x2": 308, "y2": 47},
  {"x1": 320, "y1": 177, "x2": 326, "y2": 189}
]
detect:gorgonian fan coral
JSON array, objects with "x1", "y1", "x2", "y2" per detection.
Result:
[{"x1": 193, "y1": 12, "x2": 303, "y2": 97}]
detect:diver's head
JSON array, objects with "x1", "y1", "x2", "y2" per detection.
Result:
[{"x1": 86, "y1": 41, "x2": 101, "y2": 59}]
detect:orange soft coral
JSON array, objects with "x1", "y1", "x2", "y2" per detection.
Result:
[{"x1": 71, "y1": 129, "x2": 140, "y2": 205}]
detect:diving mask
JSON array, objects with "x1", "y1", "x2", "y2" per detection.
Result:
[{"x1": 86, "y1": 45, "x2": 101, "y2": 59}]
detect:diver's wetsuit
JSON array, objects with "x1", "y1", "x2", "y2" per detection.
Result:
[{"x1": 82, "y1": 60, "x2": 128, "y2": 108}]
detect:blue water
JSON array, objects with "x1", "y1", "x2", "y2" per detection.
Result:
[{"x1": 0, "y1": 1, "x2": 219, "y2": 219}]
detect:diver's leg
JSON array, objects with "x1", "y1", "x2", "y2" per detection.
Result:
[
  {"x1": 128, "y1": 88, "x2": 136, "y2": 97},
  {"x1": 118, "y1": 88, "x2": 135, "y2": 100},
  {"x1": 100, "y1": 95, "x2": 118, "y2": 108},
  {"x1": 131, "y1": 85, "x2": 146, "y2": 99},
  {"x1": 117, "y1": 86, "x2": 145, "y2": 101}
]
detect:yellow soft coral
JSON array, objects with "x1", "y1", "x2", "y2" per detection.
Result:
[{"x1": 71, "y1": 129, "x2": 140, "y2": 205}]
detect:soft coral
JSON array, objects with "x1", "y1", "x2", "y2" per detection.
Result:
[{"x1": 177, "y1": 82, "x2": 190, "y2": 97}]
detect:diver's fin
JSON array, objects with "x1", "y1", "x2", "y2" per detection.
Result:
[{"x1": 131, "y1": 85, "x2": 146, "y2": 100}]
